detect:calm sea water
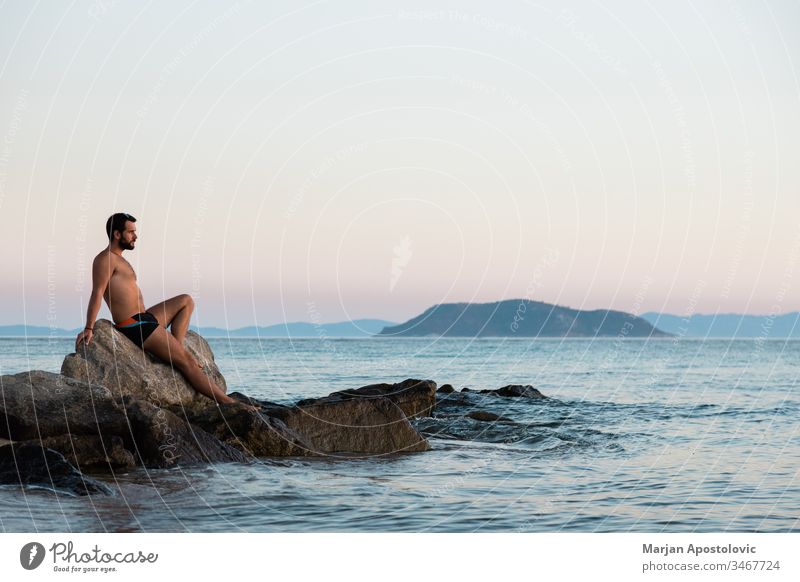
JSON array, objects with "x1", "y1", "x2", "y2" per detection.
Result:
[{"x1": 1, "y1": 337, "x2": 798, "y2": 532}]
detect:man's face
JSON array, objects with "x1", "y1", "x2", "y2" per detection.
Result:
[{"x1": 117, "y1": 221, "x2": 137, "y2": 250}]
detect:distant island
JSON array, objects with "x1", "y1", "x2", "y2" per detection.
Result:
[{"x1": 378, "y1": 299, "x2": 668, "y2": 338}]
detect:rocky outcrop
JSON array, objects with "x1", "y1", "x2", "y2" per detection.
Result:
[
  {"x1": 123, "y1": 397, "x2": 249, "y2": 467},
  {"x1": 297, "y1": 378, "x2": 437, "y2": 419},
  {"x1": 35, "y1": 435, "x2": 137, "y2": 472},
  {"x1": 1, "y1": 327, "x2": 436, "y2": 495},
  {"x1": 0, "y1": 443, "x2": 114, "y2": 496},
  {"x1": 0, "y1": 370, "x2": 252, "y2": 472},
  {"x1": 486, "y1": 384, "x2": 545, "y2": 398},
  {"x1": 173, "y1": 390, "x2": 431, "y2": 456},
  {"x1": 460, "y1": 384, "x2": 545, "y2": 399},
  {"x1": 61, "y1": 319, "x2": 226, "y2": 407},
  {"x1": 273, "y1": 398, "x2": 430, "y2": 455},
  {"x1": 0, "y1": 371, "x2": 130, "y2": 441},
  {"x1": 167, "y1": 399, "x2": 312, "y2": 458}
]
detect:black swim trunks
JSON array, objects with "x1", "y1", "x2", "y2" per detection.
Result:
[{"x1": 115, "y1": 312, "x2": 160, "y2": 348}]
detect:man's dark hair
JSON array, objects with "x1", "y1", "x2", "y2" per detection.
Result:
[{"x1": 106, "y1": 213, "x2": 136, "y2": 240}]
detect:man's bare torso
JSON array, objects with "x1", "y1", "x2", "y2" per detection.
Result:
[{"x1": 96, "y1": 250, "x2": 146, "y2": 323}]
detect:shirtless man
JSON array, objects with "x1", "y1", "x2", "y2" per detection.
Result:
[{"x1": 75, "y1": 212, "x2": 242, "y2": 406}]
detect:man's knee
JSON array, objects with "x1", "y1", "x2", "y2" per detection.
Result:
[{"x1": 179, "y1": 294, "x2": 194, "y2": 310}]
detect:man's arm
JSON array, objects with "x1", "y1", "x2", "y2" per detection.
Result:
[{"x1": 76, "y1": 253, "x2": 112, "y2": 348}]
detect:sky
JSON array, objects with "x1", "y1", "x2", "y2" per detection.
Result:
[{"x1": 0, "y1": 0, "x2": 798, "y2": 328}]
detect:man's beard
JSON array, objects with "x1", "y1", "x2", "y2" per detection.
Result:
[{"x1": 120, "y1": 240, "x2": 134, "y2": 251}]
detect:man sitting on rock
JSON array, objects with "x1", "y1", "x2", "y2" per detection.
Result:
[{"x1": 75, "y1": 212, "x2": 251, "y2": 408}]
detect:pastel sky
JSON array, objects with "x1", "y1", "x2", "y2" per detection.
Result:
[{"x1": 1, "y1": 0, "x2": 798, "y2": 328}]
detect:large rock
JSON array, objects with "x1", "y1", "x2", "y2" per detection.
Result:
[
  {"x1": 297, "y1": 378, "x2": 437, "y2": 419},
  {"x1": 123, "y1": 397, "x2": 249, "y2": 467},
  {"x1": 0, "y1": 370, "x2": 130, "y2": 441},
  {"x1": 170, "y1": 400, "x2": 312, "y2": 457},
  {"x1": 176, "y1": 393, "x2": 430, "y2": 457},
  {"x1": 0, "y1": 443, "x2": 113, "y2": 496},
  {"x1": 34, "y1": 435, "x2": 137, "y2": 472},
  {"x1": 61, "y1": 319, "x2": 226, "y2": 407},
  {"x1": 273, "y1": 397, "x2": 430, "y2": 455},
  {"x1": 0, "y1": 370, "x2": 248, "y2": 470}
]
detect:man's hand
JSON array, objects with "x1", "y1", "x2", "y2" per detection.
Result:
[{"x1": 76, "y1": 328, "x2": 94, "y2": 350}]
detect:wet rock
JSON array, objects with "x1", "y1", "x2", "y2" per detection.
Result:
[
  {"x1": 297, "y1": 378, "x2": 437, "y2": 419},
  {"x1": 466, "y1": 411, "x2": 514, "y2": 423},
  {"x1": 0, "y1": 443, "x2": 113, "y2": 496},
  {"x1": 0, "y1": 370, "x2": 130, "y2": 441},
  {"x1": 273, "y1": 398, "x2": 430, "y2": 455},
  {"x1": 123, "y1": 398, "x2": 250, "y2": 467},
  {"x1": 182, "y1": 394, "x2": 431, "y2": 456},
  {"x1": 61, "y1": 319, "x2": 226, "y2": 407},
  {"x1": 437, "y1": 384, "x2": 455, "y2": 394},
  {"x1": 35, "y1": 435, "x2": 136, "y2": 473},
  {"x1": 480, "y1": 384, "x2": 545, "y2": 399},
  {"x1": 170, "y1": 399, "x2": 312, "y2": 457}
]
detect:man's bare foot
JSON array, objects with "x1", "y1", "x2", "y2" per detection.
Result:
[{"x1": 218, "y1": 397, "x2": 260, "y2": 413}]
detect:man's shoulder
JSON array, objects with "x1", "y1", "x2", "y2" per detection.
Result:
[{"x1": 92, "y1": 250, "x2": 117, "y2": 266}]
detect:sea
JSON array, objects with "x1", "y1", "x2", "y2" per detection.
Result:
[{"x1": 1, "y1": 336, "x2": 798, "y2": 532}]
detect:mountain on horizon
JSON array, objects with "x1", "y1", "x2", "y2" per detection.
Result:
[{"x1": 378, "y1": 299, "x2": 669, "y2": 338}]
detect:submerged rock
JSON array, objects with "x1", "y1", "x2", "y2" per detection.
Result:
[
  {"x1": 466, "y1": 411, "x2": 514, "y2": 423},
  {"x1": 480, "y1": 384, "x2": 545, "y2": 399},
  {"x1": 437, "y1": 384, "x2": 455, "y2": 394},
  {"x1": 0, "y1": 443, "x2": 113, "y2": 496},
  {"x1": 61, "y1": 319, "x2": 226, "y2": 407}
]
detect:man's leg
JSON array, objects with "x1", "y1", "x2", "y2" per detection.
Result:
[
  {"x1": 142, "y1": 325, "x2": 235, "y2": 405},
  {"x1": 146, "y1": 294, "x2": 194, "y2": 344}
]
